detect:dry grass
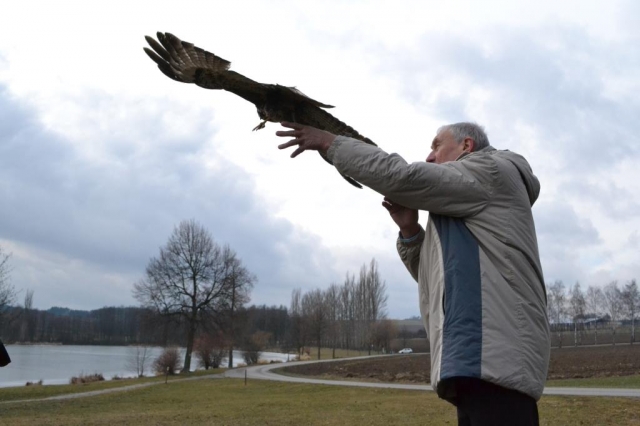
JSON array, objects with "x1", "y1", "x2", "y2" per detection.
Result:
[
  {"x1": 0, "y1": 368, "x2": 225, "y2": 403},
  {"x1": 0, "y1": 378, "x2": 639, "y2": 425},
  {"x1": 69, "y1": 373, "x2": 105, "y2": 385}
]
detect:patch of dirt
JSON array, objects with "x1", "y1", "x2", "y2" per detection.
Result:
[
  {"x1": 282, "y1": 355, "x2": 430, "y2": 384},
  {"x1": 547, "y1": 345, "x2": 640, "y2": 379},
  {"x1": 281, "y1": 345, "x2": 640, "y2": 383}
]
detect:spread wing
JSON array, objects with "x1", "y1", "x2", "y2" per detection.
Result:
[
  {"x1": 144, "y1": 32, "x2": 333, "y2": 109},
  {"x1": 144, "y1": 32, "x2": 376, "y2": 188}
]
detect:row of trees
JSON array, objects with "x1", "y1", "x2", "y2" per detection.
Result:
[
  {"x1": 0, "y1": 304, "x2": 192, "y2": 345},
  {"x1": 546, "y1": 279, "x2": 639, "y2": 346},
  {"x1": 0, "y1": 302, "x2": 295, "y2": 348},
  {"x1": 288, "y1": 259, "x2": 394, "y2": 359}
]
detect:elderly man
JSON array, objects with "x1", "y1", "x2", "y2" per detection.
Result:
[{"x1": 277, "y1": 121, "x2": 550, "y2": 426}]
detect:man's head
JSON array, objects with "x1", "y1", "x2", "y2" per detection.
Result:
[{"x1": 427, "y1": 122, "x2": 489, "y2": 164}]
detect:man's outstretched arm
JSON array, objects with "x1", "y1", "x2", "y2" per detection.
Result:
[{"x1": 275, "y1": 122, "x2": 489, "y2": 218}]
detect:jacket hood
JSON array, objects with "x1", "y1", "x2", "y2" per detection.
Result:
[
  {"x1": 460, "y1": 146, "x2": 540, "y2": 206},
  {"x1": 493, "y1": 148, "x2": 540, "y2": 206}
]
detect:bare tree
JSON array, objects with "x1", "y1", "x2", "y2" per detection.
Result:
[
  {"x1": 0, "y1": 247, "x2": 16, "y2": 331},
  {"x1": 547, "y1": 280, "x2": 566, "y2": 347},
  {"x1": 371, "y1": 319, "x2": 397, "y2": 353},
  {"x1": 585, "y1": 285, "x2": 604, "y2": 344},
  {"x1": 133, "y1": 220, "x2": 242, "y2": 373},
  {"x1": 621, "y1": 279, "x2": 639, "y2": 344},
  {"x1": 153, "y1": 347, "x2": 182, "y2": 375},
  {"x1": 324, "y1": 284, "x2": 340, "y2": 359},
  {"x1": 545, "y1": 283, "x2": 554, "y2": 322},
  {"x1": 283, "y1": 260, "x2": 390, "y2": 358},
  {"x1": 603, "y1": 281, "x2": 623, "y2": 346},
  {"x1": 339, "y1": 273, "x2": 356, "y2": 352},
  {"x1": 194, "y1": 333, "x2": 226, "y2": 369},
  {"x1": 569, "y1": 282, "x2": 586, "y2": 346},
  {"x1": 241, "y1": 331, "x2": 271, "y2": 365},
  {"x1": 19, "y1": 289, "x2": 35, "y2": 342},
  {"x1": 289, "y1": 288, "x2": 308, "y2": 356},
  {"x1": 223, "y1": 247, "x2": 255, "y2": 368},
  {"x1": 303, "y1": 289, "x2": 329, "y2": 360},
  {"x1": 127, "y1": 345, "x2": 152, "y2": 377},
  {"x1": 364, "y1": 259, "x2": 388, "y2": 354}
]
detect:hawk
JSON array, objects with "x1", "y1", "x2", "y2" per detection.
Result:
[{"x1": 143, "y1": 32, "x2": 377, "y2": 188}]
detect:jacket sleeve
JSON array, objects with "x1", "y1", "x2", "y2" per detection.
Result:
[
  {"x1": 327, "y1": 136, "x2": 493, "y2": 217},
  {"x1": 396, "y1": 227, "x2": 425, "y2": 283}
]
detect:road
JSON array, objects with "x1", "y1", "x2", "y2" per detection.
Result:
[{"x1": 224, "y1": 355, "x2": 640, "y2": 398}]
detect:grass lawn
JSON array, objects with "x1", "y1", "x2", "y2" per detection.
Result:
[
  {"x1": 0, "y1": 368, "x2": 225, "y2": 403},
  {"x1": 0, "y1": 378, "x2": 639, "y2": 425}
]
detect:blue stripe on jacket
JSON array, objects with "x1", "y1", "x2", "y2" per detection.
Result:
[{"x1": 431, "y1": 214, "x2": 482, "y2": 380}]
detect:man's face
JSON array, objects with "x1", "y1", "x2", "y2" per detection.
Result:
[{"x1": 426, "y1": 129, "x2": 468, "y2": 164}]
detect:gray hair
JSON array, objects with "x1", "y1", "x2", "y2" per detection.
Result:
[{"x1": 437, "y1": 122, "x2": 489, "y2": 151}]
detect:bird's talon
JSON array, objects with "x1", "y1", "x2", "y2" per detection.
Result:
[{"x1": 252, "y1": 121, "x2": 267, "y2": 131}]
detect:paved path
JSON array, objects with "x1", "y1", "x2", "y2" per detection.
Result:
[
  {"x1": 225, "y1": 355, "x2": 640, "y2": 398},
  {"x1": 3, "y1": 355, "x2": 639, "y2": 404}
]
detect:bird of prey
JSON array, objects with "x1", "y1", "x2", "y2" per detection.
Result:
[{"x1": 143, "y1": 32, "x2": 377, "y2": 188}]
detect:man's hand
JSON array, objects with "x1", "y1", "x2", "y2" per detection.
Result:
[
  {"x1": 382, "y1": 197, "x2": 420, "y2": 238},
  {"x1": 276, "y1": 122, "x2": 337, "y2": 158}
]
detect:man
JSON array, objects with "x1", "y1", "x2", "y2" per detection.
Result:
[{"x1": 277, "y1": 121, "x2": 550, "y2": 426}]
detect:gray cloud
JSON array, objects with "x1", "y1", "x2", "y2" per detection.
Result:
[
  {"x1": 0, "y1": 86, "x2": 347, "y2": 311},
  {"x1": 558, "y1": 180, "x2": 640, "y2": 221},
  {"x1": 380, "y1": 27, "x2": 640, "y2": 173},
  {"x1": 533, "y1": 199, "x2": 603, "y2": 286}
]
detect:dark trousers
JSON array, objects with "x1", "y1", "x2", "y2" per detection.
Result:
[{"x1": 447, "y1": 378, "x2": 539, "y2": 426}]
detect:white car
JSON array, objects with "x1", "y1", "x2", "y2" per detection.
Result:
[{"x1": 398, "y1": 348, "x2": 413, "y2": 354}]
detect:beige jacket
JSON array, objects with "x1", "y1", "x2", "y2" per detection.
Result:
[{"x1": 327, "y1": 136, "x2": 550, "y2": 400}]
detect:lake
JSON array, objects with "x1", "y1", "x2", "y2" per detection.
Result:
[{"x1": 0, "y1": 345, "x2": 290, "y2": 388}]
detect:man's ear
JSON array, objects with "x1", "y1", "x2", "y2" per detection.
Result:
[{"x1": 464, "y1": 137, "x2": 475, "y2": 152}]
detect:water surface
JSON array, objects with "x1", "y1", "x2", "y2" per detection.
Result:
[{"x1": 0, "y1": 345, "x2": 289, "y2": 388}]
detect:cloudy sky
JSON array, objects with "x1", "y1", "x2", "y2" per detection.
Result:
[{"x1": 0, "y1": 0, "x2": 638, "y2": 318}]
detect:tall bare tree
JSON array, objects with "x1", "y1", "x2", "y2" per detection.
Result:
[
  {"x1": 362, "y1": 259, "x2": 388, "y2": 354},
  {"x1": 133, "y1": 219, "x2": 246, "y2": 373},
  {"x1": 303, "y1": 288, "x2": 329, "y2": 360},
  {"x1": 223, "y1": 246, "x2": 255, "y2": 368},
  {"x1": 569, "y1": 282, "x2": 586, "y2": 346},
  {"x1": 289, "y1": 288, "x2": 307, "y2": 355},
  {"x1": 585, "y1": 285, "x2": 604, "y2": 344},
  {"x1": 0, "y1": 247, "x2": 15, "y2": 332},
  {"x1": 603, "y1": 281, "x2": 623, "y2": 346},
  {"x1": 339, "y1": 273, "x2": 356, "y2": 351},
  {"x1": 324, "y1": 283, "x2": 340, "y2": 359},
  {"x1": 547, "y1": 280, "x2": 566, "y2": 347},
  {"x1": 20, "y1": 289, "x2": 35, "y2": 342},
  {"x1": 621, "y1": 279, "x2": 639, "y2": 344}
]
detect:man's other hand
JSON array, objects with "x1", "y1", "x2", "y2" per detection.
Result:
[{"x1": 382, "y1": 197, "x2": 420, "y2": 238}]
